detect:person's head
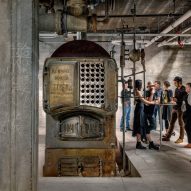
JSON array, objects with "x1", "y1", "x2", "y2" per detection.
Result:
[
  {"x1": 173, "y1": 76, "x2": 182, "y2": 87},
  {"x1": 135, "y1": 79, "x2": 142, "y2": 91},
  {"x1": 163, "y1": 80, "x2": 170, "y2": 89},
  {"x1": 186, "y1": 83, "x2": 191, "y2": 94},
  {"x1": 154, "y1": 80, "x2": 161, "y2": 90},
  {"x1": 147, "y1": 81, "x2": 155, "y2": 91},
  {"x1": 147, "y1": 81, "x2": 152, "y2": 87},
  {"x1": 124, "y1": 81, "x2": 128, "y2": 89}
]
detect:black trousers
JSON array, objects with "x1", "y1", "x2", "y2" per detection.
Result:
[
  {"x1": 144, "y1": 113, "x2": 156, "y2": 134},
  {"x1": 183, "y1": 112, "x2": 191, "y2": 143}
]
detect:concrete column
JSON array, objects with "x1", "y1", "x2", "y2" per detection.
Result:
[{"x1": 0, "y1": 1, "x2": 38, "y2": 191}]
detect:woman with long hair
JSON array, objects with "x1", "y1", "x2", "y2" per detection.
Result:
[{"x1": 133, "y1": 79, "x2": 159, "y2": 150}]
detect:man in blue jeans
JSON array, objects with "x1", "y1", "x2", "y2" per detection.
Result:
[
  {"x1": 154, "y1": 80, "x2": 163, "y2": 130},
  {"x1": 120, "y1": 81, "x2": 132, "y2": 131}
]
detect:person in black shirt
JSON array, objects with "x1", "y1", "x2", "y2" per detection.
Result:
[
  {"x1": 162, "y1": 76, "x2": 187, "y2": 143},
  {"x1": 161, "y1": 81, "x2": 173, "y2": 133},
  {"x1": 182, "y1": 83, "x2": 191, "y2": 148},
  {"x1": 142, "y1": 81, "x2": 156, "y2": 143},
  {"x1": 120, "y1": 81, "x2": 132, "y2": 131}
]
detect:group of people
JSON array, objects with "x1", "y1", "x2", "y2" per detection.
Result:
[{"x1": 120, "y1": 76, "x2": 191, "y2": 150}]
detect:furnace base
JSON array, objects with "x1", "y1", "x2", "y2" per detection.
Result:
[{"x1": 43, "y1": 148, "x2": 116, "y2": 177}]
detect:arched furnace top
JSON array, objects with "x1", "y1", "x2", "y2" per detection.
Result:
[{"x1": 51, "y1": 40, "x2": 110, "y2": 58}]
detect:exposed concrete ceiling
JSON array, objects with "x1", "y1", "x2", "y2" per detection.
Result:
[
  {"x1": 94, "y1": 0, "x2": 191, "y2": 33},
  {"x1": 39, "y1": 0, "x2": 191, "y2": 47}
]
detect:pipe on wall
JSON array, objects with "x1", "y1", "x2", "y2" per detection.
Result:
[
  {"x1": 39, "y1": 0, "x2": 97, "y2": 34},
  {"x1": 39, "y1": 11, "x2": 97, "y2": 33}
]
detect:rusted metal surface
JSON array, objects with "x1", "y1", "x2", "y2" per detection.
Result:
[
  {"x1": 43, "y1": 148, "x2": 116, "y2": 177},
  {"x1": 51, "y1": 40, "x2": 110, "y2": 58},
  {"x1": 46, "y1": 115, "x2": 116, "y2": 148},
  {"x1": 57, "y1": 115, "x2": 104, "y2": 140},
  {"x1": 43, "y1": 58, "x2": 117, "y2": 116},
  {"x1": 43, "y1": 40, "x2": 118, "y2": 177}
]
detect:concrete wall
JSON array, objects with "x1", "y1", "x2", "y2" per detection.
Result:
[
  {"x1": 0, "y1": 1, "x2": 38, "y2": 191},
  {"x1": 145, "y1": 44, "x2": 191, "y2": 85}
]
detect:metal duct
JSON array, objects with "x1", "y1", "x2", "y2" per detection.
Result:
[
  {"x1": 39, "y1": 10, "x2": 62, "y2": 34},
  {"x1": 65, "y1": 15, "x2": 88, "y2": 32}
]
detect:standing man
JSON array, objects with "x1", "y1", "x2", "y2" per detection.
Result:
[
  {"x1": 182, "y1": 83, "x2": 191, "y2": 148},
  {"x1": 144, "y1": 81, "x2": 156, "y2": 134},
  {"x1": 154, "y1": 80, "x2": 163, "y2": 130},
  {"x1": 162, "y1": 76, "x2": 187, "y2": 143},
  {"x1": 120, "y1": 81, "x2": 132, "y2": 131}
]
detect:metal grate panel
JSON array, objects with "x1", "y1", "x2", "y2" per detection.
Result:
[{"x1": 80, "y1": 62, "x2": 105, "y2": 107}]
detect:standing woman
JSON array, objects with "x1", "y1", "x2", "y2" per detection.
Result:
[
  {"x1": 162, "y1": 81, "x2": 173, "y2": 133},
  {"x1": 133, "y1": 79, "x2": 159, "y2": 150}
]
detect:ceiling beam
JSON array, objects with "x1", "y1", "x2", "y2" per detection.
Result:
[
  {"x1": 145, "y1": 9, "x2": 191, "y2": 47},
  {"x1": 157, "y1": 27, "x2": 191, "y2": 47}
]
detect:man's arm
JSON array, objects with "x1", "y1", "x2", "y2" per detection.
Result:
[{"x1": 136, "y1": 89, "x2": 155, "y2": 105}]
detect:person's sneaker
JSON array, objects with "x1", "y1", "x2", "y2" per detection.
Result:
[
  {"x1": 120, "y1": 129, "x2": 127, "y2": 132},
  {"x1": 136, "y1": 142, "x2": 147, "y2": 150},
  {"x1": 141, "y1": 138, "x2": 148, "y2": 144},
  {"x1": 149, "y1": 141, "x2": 159, "y2": 150},
  {"x1": 184, "y1": 144, "x2": 191, "y2": 148},
  {"x1": 171, "y1": 132, "x2": 176, "y2": 136},
  {"x1": 162, "y1": 136, "x2": 170, "y2": 141},
  {"x1": 163, "y1": 132, "x2": 175, "y2": 138},
  {"x1": 174, "y1": 138, "x2": 183, "y2": 144},
  {"x1": 126, "y1": 127, "x2": 132, "y2": 131}
]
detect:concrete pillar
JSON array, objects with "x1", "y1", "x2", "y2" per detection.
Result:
[{"x1": 0, "y1": 0, "x2": 38, "y2": 191}]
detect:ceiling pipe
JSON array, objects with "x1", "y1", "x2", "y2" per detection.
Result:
[
  {"x1": 39, "y1": 32, "x2": 191, "y2": 38},
  {"x1": 157, "y1": 27, "x2": 191, "y2": 47},
  {"x1": 97, "y1": 13, "x2": 183, "y2": 18},
  {"x1": 39, "y1": 10, "x2": 63, "y2": 34},
  {"x1": 86, "y1": 33, "x2": 191, "y2": 37},
  {"x1": 145, "y1": 9, "x2": 191, "y2": 47},
  {"x1": 111, "y1": 39, "x2": 150, "y2": 46}
]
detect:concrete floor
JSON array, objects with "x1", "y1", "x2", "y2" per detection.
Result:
[{"x1": 38, "y1": 107, "x2": 191, "y2": 191}]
